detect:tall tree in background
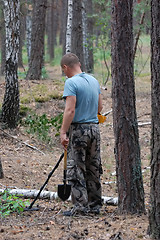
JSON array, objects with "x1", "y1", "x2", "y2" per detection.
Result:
[
  {"x1": 1, "y1": 0, "x2": 20, "y2": 128},
  {"x1": 61, "y1": 0, "x2": 68, "y2": 56},
  {"x1": 82, "y1": 0, "x2": 91, "y2": 72},
  {"x1": 85, "y1": 0, "x2": 94, "y2": 73},
  {"x1": 18, "y1": 0, "x2": 26, "y2": 68},
  {"x1": 66, "y1": 0, "x2": 72, "y2": 54},
  {"x1": 148, "y1": 0, "x2": 160, "y2": 238},
  {"x1": 71, "y1": 0, "x2": 85, "y2": 71},
  {"x1": 26, "y1": 0, "x2": 32, "y2": 61},
  {"x1": 26, "y1": 0, "x2": 47, "y2": 80},
  {"x1": 111, "y1": 0, "x2": 145, "y2": 214},
  {"x1": 46, "y1": 0, "x2": 58, "y2": 61},
  {"x1": 0, "y1": 3, "x2": 5, "y2": 75}
]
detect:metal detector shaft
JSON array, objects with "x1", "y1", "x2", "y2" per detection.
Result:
[{"x1": 27, "y1": 153, "x2": 64, "y2": 210}]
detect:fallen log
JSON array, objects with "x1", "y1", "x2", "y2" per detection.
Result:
[{"x1": 0, "y1": 188, "x2": 118, "y2": 206}]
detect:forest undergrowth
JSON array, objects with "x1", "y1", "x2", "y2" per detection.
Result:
[{"x1": 0, "y1": 64, "x2": 152, "y2": 239}]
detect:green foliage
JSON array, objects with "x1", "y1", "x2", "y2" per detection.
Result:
[
  {"x1": 41, "y1": 67, "x2": 49, "y2": 79},
  {"x1": 18, "y1": 70, "x2": 27, "y2": 79},
  {"x1": 133, "y1": 0, "x2": 151, "y2": 34},
  {"x1": 0, "y1": 189, "x2": 30, "y2": 217},
  {"x1": 23, "y1": 113, "x2": 63, "y2": 143},
  {"x1": 19, "y1": 104, "x2": 31, "y2": 118}
]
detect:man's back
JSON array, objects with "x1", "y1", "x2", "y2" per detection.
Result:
[{"x1": 63, "y1": 72, "x2": 100, "y2": 123}]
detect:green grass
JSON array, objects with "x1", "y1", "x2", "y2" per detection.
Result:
[{"x1": 20, "y1": 84, "x2": 62, "y2": 104}]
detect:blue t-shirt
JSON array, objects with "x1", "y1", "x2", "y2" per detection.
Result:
[{"x1": 63, "y1": 72, "x2": 101, "y2": 123}]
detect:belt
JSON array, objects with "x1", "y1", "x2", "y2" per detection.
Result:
[{"x1": 71, "y1": 122, "x2": 99, "y2": 125}]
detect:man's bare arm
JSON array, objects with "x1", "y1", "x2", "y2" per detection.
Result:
[
  {"x1": 60, "y1": 95, "x2": 76, "y2": 147},
  {"x1": 98, "y1": 94, "x2": 103, "y2": 113}
]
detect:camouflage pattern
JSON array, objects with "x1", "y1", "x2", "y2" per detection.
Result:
[{"x1": 67, "y1": 123, "x2": 103, "y2": 212}]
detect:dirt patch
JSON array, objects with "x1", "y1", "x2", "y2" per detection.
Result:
[{"x1": 0, "y1": 68, "x2": 152, "y2": 240}]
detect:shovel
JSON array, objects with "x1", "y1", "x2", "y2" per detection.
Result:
[{"x1": 58, "y1": 149, "x2": 71, "y2": 201}]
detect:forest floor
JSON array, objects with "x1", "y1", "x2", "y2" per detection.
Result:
[{"x1": 0, "y1": 65, "x2": 152, "y2": 240}]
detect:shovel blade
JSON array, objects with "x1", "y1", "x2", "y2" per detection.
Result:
[{"x1": 58, "y1": 184, "x2": 71, "y2": 201}]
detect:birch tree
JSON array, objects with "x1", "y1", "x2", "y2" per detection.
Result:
[
  {"x1": 66, "y1": 0, "x2": 73, "y2": 53},
  {"x1": 111, "y1": 0, "x2": 145, "y2": 214},
  {"x1": 26, "y1": 0, "x2": 32, "y2": 61},
  {"x1": 1, "y1": 0, "x2": 20, "y2": 128},
  {"x1": 148, "y1": 0, "x2": 160, "y2": 238}
]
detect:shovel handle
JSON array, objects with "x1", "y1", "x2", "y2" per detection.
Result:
[{"x1": 64, "y1": 149, "x2": 67, "y2": 170}]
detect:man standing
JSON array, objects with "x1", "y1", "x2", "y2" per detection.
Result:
[{"x1": 60, "y1": 53, "x2": 103, "y2": 216}]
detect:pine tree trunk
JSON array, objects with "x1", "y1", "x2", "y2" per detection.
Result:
[
  {"x1": 1, "y1": 0, "x2": 20, "y2": 129},
  {"x1": 82, "y1": 0, "x2": 90, "y2": 72},
  {"x1": 85, "y1": 0, "x2": 94, "y2": 73},
  {"x1": 148, "y1": 0, "x2": 160, "y2": 238},
  {"x1": 26, "y1": 0, "x2": 47, "y2": 80},
  {"x1": 47, "y1": 0, "x2": 55, "y2": 61},
  {"x1": 71, "y1": 0, "x2": 85, "y2": 71},
  {"x1": 18, "y1": 1, "x2": 26, "y2": 68},
  {"x1": 111, "y1": 0, "x2": 145, "y2": 214}
]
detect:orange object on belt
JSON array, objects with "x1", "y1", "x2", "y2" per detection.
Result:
[{"x1": 97, "y1": 113, "x2": 106, "y2": 123}]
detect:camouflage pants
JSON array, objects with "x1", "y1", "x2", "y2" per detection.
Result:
[{"x1": 67, "y1": 123, "x2": 103, "y2": 210}]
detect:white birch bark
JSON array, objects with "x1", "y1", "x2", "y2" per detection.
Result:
[
  {"x1": 0, "y1": 189, "x2": 118, "y2": 206},
  {"x1": 66, "y1": 0, "x2": 73, "y2": 53},
  {"x1": 26, "y1": 3, "x2": 32, "y2": 61},
  {"x1": 1, "y1": 0, "x2": 20, "y2": 128},
  {"x1": 3, "y1": 0, "x2": 20, "y2": 63}
]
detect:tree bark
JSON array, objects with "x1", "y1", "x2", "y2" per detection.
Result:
[
  {"x1": 26, "y1": 0, "x2": 32, "y2": 62},
  {"x1": 83, "y1": 0, "x2": 94, "y2": 73},
  {"x1": 26, "y1": 0, "x2": 47, "y2": 80},
  {"x1": 111, "y1": 0, "x2": 145, "y2": 214},
  {"x1": 148, "y1": 0, "x2": 160, "y2": 239},
  {"x1": 46, "y1": 0, "x2": 55, "y2": 60},
  {"x1": 66, "y1": 0, "x2": 72, "y2": 54},
  {"x1": 0, "y1": 5, "x2": 6, "y2": 75},
  {"x1": 71, "y1": 0, "x2": 85, "y2": 71},
  {"x1": 46, "y1": 0, "x2": 58, "y2": 61},
  {"x1": 1, "y1": 0, "x2": 20, "y2": 129},
  {"x1": 61, "y1": 0, "x2": 68, "y2": 56},
  {"x1": 18, "y1": 0, "x2": 26, "y2": 68}
]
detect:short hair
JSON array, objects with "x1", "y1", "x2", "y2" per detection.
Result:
[{"x1": 61, "y1": 53, "x2": 80, "y2": 68}]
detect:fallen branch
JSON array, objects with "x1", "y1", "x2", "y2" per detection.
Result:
[
  {"x1": 0, "y1": 128, "x2": 45, "y2": 155},
  {"x1": 0, "y1": 188, "x2": 118, "y2": 206},
  {"x1": 138, "y1": 122, "x2": 151, "y2": 127},
  {"x1": 102, "y1": 109, "x2": 112, "y2": 116}
]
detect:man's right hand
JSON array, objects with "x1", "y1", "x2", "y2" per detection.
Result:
[{"x1": 60, "y1": 132, "x2": 69, "y2": 150}]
